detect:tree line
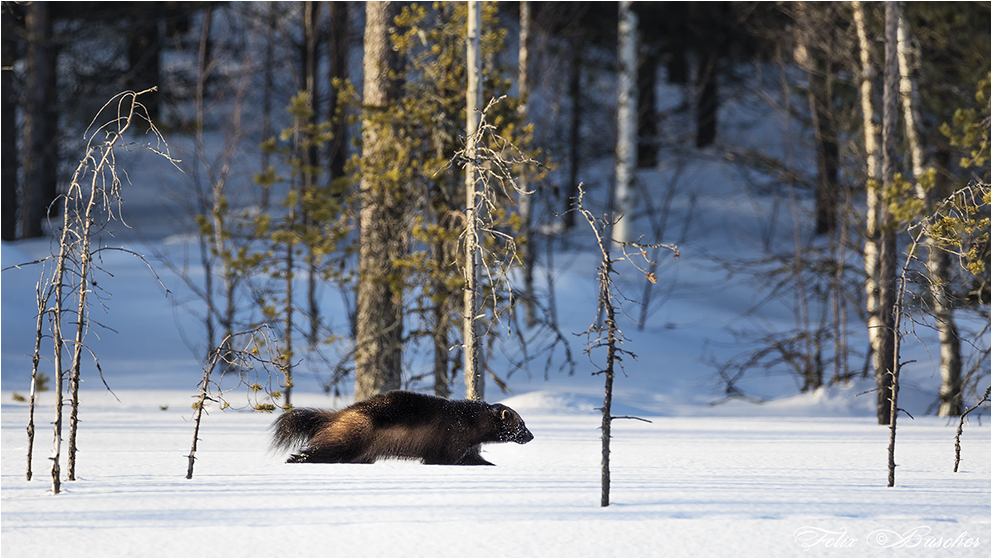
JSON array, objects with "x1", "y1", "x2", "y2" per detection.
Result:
[{"x1": 3, "y1": 1, "x2": 988, "y2": 423}]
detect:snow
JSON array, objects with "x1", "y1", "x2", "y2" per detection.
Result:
[
  {"x1": 2, "y1": 390, "x2": 988, "y2": 557},
  {"x1": 2, "y1": 13, "x2": 990, "y2": 558}
]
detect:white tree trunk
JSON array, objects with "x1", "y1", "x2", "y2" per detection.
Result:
[
  {"x1": 613, "y1": 1, "x2": 638, "y2": 247},
  {"x1": 854, "y1": 1, "x2": 882, "y2": 365},
  {"x1": 856, "y1": 0, "x2": 898, "y2": 425},
  {"x1": 897, "y1": 16, "x2": 925, "y2": 193},
  {"x1": 464, "y1": 0, "x2": 485, "y2": 401},
  {"x1": 853, "y1": 2, "x2": 879, "y2": 181},
  {"x1": 853, "y1": 2, "x2": 883, "y2": 392}
]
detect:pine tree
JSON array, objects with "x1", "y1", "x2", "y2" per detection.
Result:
[
  {"x1": 343, "y1": 2, "x2": 539, "y2": 397},
  {"x1": 354, "y1": 1, "x2": 406, "y2": 401}
]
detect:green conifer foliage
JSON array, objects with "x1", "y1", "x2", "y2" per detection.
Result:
[
  {"x1": 339, "y1": 2, "x2": 542, "y2": 394},
  {"x1": 247, "y1": 92, "x2": 352, "y2": 406},
  {"x1": 934, "y1": 73, "x2": 990, "y2": 291}
]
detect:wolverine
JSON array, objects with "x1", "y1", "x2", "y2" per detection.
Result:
[{"x1": 271, "y1": 390, "x2": 534, "y2": 465}]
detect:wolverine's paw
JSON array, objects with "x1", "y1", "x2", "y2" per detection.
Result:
[
  {"x1": 456, "y1": 453, "x2": 496, "y2": 466},
  {"x1": 286, "y1": 452, "x2": 309, "y2": 463}
]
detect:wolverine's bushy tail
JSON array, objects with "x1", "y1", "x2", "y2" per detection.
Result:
[{"x1": 271, "y1": 408, "x2": 335, "y2": 453}]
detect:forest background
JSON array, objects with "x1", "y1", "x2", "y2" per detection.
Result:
[{"x1": 2, "y1": 1, "x2": 989, "y2": 427}]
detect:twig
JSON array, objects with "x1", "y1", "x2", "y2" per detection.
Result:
[{"x1": 611, "y1": 415, "x2": 653, "y2": 423}]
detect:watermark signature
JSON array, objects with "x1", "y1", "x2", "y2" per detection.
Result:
[{"x1": 794, "y1": 525, "x2": 982, "y2": 551}]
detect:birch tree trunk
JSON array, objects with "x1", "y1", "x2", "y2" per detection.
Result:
[
  {"x1": 853, "y1": 1, "x2": 880, "y2": 183},
  {"x1": 854, "y1": 1, "x2": 883, "y2": 389},
  {"x1": 896, "y1": 13, "x2": 962, "y2": 417},
  {"x1": 613, "y1": 1, "x2": 638, "y2": 247},
  {"x1": 464, "y1": 0, "x2": 485, "y2": 401},
  {"x1": 855, "y1": 0, "x2": 899, "y2": 424},
  {"x1": 354, "y1": 1, "x2": 404, "y2": 401}
]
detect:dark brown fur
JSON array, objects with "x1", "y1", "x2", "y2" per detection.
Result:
[{"x1": 271, "y1": 390, "x2": 534, "y2": 465}]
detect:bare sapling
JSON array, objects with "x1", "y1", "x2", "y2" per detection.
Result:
[
  {"x1": 187, "y1": 327, "x2": 286, "y2": 479},
  {"x1": 572, "y1": 185, "x2": 676, "y2": 506},
  {"x1": 66, "y1": 90, "x2": 176, "y2": 483},
  {"x1": 26, "y1": 268, "x2": 53, "y2": 481},
  {"x1": 954, "y1": 386, "x2": 990, "y2": 473},
  {"x1": 885, "y1": 198, "x2": 942, "y2": 486},
  {"x1": 885, "y1": 180, "x2": 990, "y2": 485},
  {"x1": 5, "y1": 89, "x2": 179, "y2": 493},
  {"x1": 887, "y1": 231, "x2": 919, "y2": 487}
]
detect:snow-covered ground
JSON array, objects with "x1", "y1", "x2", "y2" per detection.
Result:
[
  {"x1": 1, "y1": 389, "x2": 988, "y2": 558},
  {"x1": 2, "y1": 13, "x2": 990, "y2": 556}
]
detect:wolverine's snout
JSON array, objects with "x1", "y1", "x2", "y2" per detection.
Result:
[{"x1": 515, "y1": 427, "x2": 534, "y2": 444}]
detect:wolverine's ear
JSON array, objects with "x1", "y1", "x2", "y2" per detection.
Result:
[{"x1": 500, "y1": 409, "x2": 512, "y2": 421}]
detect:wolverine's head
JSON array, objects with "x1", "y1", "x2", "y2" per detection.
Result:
[{"x1": 492, "y1": 404, "x2": 534, "y2": 444}]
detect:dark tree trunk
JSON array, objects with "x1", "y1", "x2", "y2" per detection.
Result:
[
  {"x1": 20, "y1": 1, "x2": 54, "y2": 239},
  {"x1": 876, "y1": 2, "x2": 900, "y2": 426},
  {"x1": 799, "y1": 4, "x2": 841, "y2": 237},
  {"x1": 933, "y1": 148, "x2": 962, "y2": 416},
  {"x1": 432, "y1": 237, "x2": 452, "y2": 399},
  {"x1": 667, "y1": 49, "x2": 688, "y2": 85},
  {"x1": 42, "y1": 39, "x2": 59, "y2": 221},
  {"x1": 327, "y1": 0, "x2": 350, "y2": 184},
  {"x1": 810, "y1": 60, "x2": 839, "y2": 236},
  {"x1": 637, "y1": 50, "x2": 659, "y2": 168},
  {"x1": 260, "y1": 1, "x2": 275, "y2": 210},
  {"x1": 354, "y1": 1, "x2": 405, "y2": 401},
  {"x1": 301, "y1": 0, "x2": 322, "y2": 350},
  {"x1": 695, "y1": 48, "x2": 718, "y2": 148},
  {"x1": 301, "y1": 0, "x2": 320, "y2": 129},
  {"x1": 2, "y1": 4, "x2": 18, "y2": 241},
  {"x1": 563, "y1": 32, "x2": 583, "y2": 229},
  {"x1": 127, "y1": 5, "x2": 161, "y2": 122}
]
